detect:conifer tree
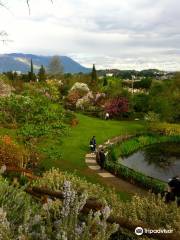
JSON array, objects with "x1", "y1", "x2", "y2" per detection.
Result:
[
  {"x1": 31, "y1": 59, "x2": 33, "y2": 75},
  {"x1": 28, "y1": 59, "x2": 35, "y2": 81},
  {"x1": 38, "y1": 65, "x2": 46, "y2": 81},
  {"x1": 91, "y1": 64, "x2": 97, "y2": 84},
  {"x1": 103, "y1": 76, "x2": 108, "y2": 86}
]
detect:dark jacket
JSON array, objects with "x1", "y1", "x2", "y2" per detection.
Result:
[
  {"x1": 99, "y1": 151, "x2": 106, "y2": 168},
  {"x1": 168, "y1": 178, "x2": 180, "y2": 197}
]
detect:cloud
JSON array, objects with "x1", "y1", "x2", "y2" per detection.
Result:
[{"x1": 0, "y1": 0, "x2": 180, "y2": 70}]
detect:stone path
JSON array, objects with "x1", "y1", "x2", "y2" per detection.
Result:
[{"x1": 85, "y1": 135, "x2": 147, "y2": 195}]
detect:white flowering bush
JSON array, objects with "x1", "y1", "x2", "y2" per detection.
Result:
[
  {"x1": 70, "y1": 82, "x2": 90, "y2": 93},
  {"x1": 76, "y1": 92, "x2": 94, "y2": 110}
]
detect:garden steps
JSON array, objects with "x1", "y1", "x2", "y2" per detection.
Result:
[
  {"x1": 85, "y1": 159, "x2": 97, "y2": 164},
  {"x1": 85, "y1": 135, "x2": 147, "y2": 195},
  {"x1": 98, "y1": 172, "x2": 115, "y2": 178},
  {"x1": 88, "y1": 165, "x2": 101, "y2": 170},
  {"x1": 85, "y1": 153, "x2": 96, "y2": 158}
]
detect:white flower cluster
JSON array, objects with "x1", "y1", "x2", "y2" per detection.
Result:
[
  {"x1": 70, "y1": 82, "x2": 90, "y2": 92},
  {"x1": 76, "y1": 91, "x2": 94, "y2": 109},
  {"x1": 102, "y1": 206, "x2": 111, "y2": 220},
  {"x1": 61, "y1": 180, "x2": 76, "y2": 217}
]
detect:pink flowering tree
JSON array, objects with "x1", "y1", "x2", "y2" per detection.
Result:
[{"x1": 104, "y1": 97, "x2": 129, "y2": 118}]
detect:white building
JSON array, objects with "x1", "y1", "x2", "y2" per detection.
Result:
[{"x1": 106, "y1": 73, "x2": 113, "y2": 77}]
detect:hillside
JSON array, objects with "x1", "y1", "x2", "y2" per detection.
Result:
[{"x1": 0, "y1": 53, "x2": 90, "y2": 74}]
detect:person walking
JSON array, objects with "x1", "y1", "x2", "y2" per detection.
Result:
[
  {"x1": 90, "y1": 136, "x2": 96, "y2": 152},
  {"x1": 105, "y1": 112, "x2": 110, "y2": 120},
  {"x1": 168, "y1": 176, "x2": 180, "y2": 195},
  {"x1": 99, "y1": 148, "x2": 106, "y2": 169},
  {"x1": 166, "y1": 176, "x2": 180, "y2": 205}
]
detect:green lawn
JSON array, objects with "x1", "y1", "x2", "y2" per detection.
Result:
[
  {"x1": 38, "y1": 114, "x2": 146, "y2": 198},
  {"x1": 0, "y1": 114, "x2": 146, "y2": 200},
  {"x1": 40, "y1": 114, "x2": 146, "y2": 170}
]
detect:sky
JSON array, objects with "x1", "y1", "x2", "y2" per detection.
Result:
[{"x1": 0, "y1": 0, "x2": 180, "y2": 70}]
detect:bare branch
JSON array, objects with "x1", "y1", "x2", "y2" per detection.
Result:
[
  {"x1": 0, "y1": 0, "x2": 54, "y2": 41},
  {"x1": 0, "y1": 1, "x2": 54, "y2": 15},
  {"x1": 26, "y1": 0, "x2": 53, "y2": 14},
  {"x1": 0, "y1": 2, "x2": 5, "y2": 7},
  {"x1": 26, "y1": 0, "x2": 30, "y2": 14},
  {"x1": 0, "y1": 1, "x2": 10, "y2": 11},
  {"x1": 0, "y1": 31, "x2": 12, "y2": 44},
  {"x1": 0, "y1": 31, "x2": 7, "y2": 37}
]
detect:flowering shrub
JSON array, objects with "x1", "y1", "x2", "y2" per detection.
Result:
[
  {"x1": 94, "y1": 92, "x2": 106, "y2": 106},
  {"x1": 148, "y1": 122, "x2": 180, "y2": 136},
  {"x1": 0, "y1": 135, "x2": 28, "y2": 168},
  {"x1": 104, "y1": 97, "x2": 129, "y2": 118},
  {"x1": 33, "y1": 169, "x2": 180, "y2": 234},
  {"x1": 46, "y1": 79, "x2": 62, "y2": 101},
  {"x1": 70, "y1": 82, "x2": 90, "y2": 93},
  {"x1": 76, "y1": 96, "x2": 91, "y2": 110},
  {"x1": 0, "y1": 176, "x2": 118, "y2": 240},
  {"x1": 66, "y1": 83, "x2": 91, "y2": 110},
  {"x1": 66, "y1": 90, "x2": 82, "y2": 109},
  {"x1": 32, "y1": 168, "x2": 115, "y2": 200},
  {"x1": 0, "y1": 169, "x2": 180, "y2": 239},
  {"x1": 75, "y1": 91, "x2": 94, "y2": 110}
]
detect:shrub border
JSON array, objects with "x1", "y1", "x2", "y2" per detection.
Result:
[{"x1": 104, "y1": 160, "x2": 166, "y2": 193}]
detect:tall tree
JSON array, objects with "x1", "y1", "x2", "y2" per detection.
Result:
[
  {"x1": 48, "y1": 56, "x2": 64, "y2": 76},
  {"x1": 103, "y1": 76, "x2": 108, "y2": 86},
  {"x1": 91, "y1": 64, "x2": 97, "y2": 84},
  {"x1": 28, "y1": 59, "x2": 35, "y2": 81},
  {"x1": 38, "y1": 65, "x2": 46, "y2": 81},
  {"x1": 31, "y1": 59, "x2": 33, "y2": 75}
]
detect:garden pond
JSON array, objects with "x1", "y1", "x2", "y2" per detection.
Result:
[{"x1": 119, "y1": 142, "x2": 180, "y2": 182}]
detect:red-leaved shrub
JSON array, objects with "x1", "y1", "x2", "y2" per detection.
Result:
[{"x1": 104, "y1": 97, "x2": 129, "y2": 118}]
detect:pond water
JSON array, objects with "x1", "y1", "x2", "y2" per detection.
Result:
[{"x1": 119, "y1": 142, "x2": 180, "y2": 182}]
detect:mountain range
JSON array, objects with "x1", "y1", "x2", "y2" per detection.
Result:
[{"x1": 0, "y1": 53, "x2": 90, "y2": 74}]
